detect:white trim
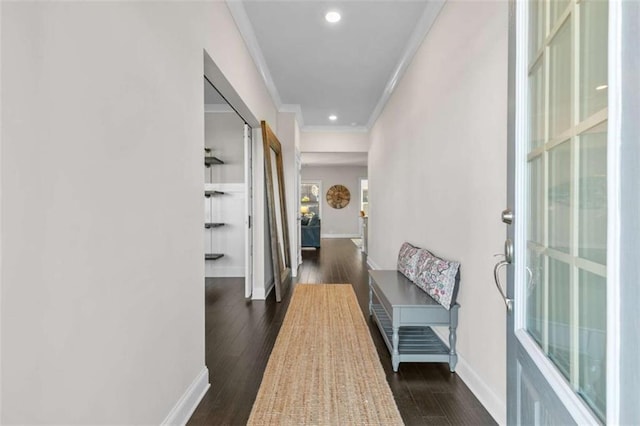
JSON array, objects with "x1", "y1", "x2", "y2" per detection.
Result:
[
  {"x1": 161, "y1": 367, "x2": 210, "y2": 426},
  {"x1": 301, "y1": 125, "x2": 369, "y2": 133},
  {"x1": 225, "y1": 0, "x2": 282, "y2": 109},
  {"x1": 366, "y1": 257, "x2": 381, "y2": 270},
  {"x1": 205, "y1": 104, "x2": 235, "y2": 113},
  {"x1": 320, "y1": 233, "x2": 360, "y2": 239},
  {"x1": 0, "y1": 0, "x2": 3, "y2": 420},
  {"x1": 606, "y1": 0, "x2": 622, "y2": 423},
  {"x1": 453, "y1": 354, "x2": 505, "y2": 425},
  {"x1": 244, "y1": 123, "x2": 253, "y2": 298},
  {"x1": 365, "y1": 0, "x2": 445, "y2": 130},
  {"x1": 252, "y1": 277, "x2": 274, "y2": 301},
  {"x1": 515, "y1": 330, "x2": 600, "y2": 424}
]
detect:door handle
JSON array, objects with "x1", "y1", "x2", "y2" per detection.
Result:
[{"x1": 493, "y1": 260, "x2": 514, "y2": 312}]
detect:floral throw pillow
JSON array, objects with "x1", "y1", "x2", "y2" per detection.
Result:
[
  {"x1": 397, "y1": 242, "x2": 421, "y2": 281},
  {"x1": 414, "y1": 251, "x2": 461, "y2": 310}
]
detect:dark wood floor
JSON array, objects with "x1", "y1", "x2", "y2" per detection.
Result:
[{"x1": 188, "y1": 239, "x2": 496, "y2": 425}]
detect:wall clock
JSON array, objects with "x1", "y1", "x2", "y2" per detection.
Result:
[{"x1": 326, "y1": 185, "x2": 351, "y2": 209}]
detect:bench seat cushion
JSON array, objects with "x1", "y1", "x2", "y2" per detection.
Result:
[{"x1": 414, "y1": 251, "x2": 460, "y2": 310}]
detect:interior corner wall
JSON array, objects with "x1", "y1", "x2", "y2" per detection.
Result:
[
  {"x1": 368, "y1": 1, "x2": 508, "y2": 423},
  {"x1": 1, "y1": 1, "x2": 277, "y2": 424},
  {"x1": 301, "y1": 166, "x2": 367, "y2": 238},
  {"x1": 277, "y1": 112, "x2": 300, "y2": 278}
]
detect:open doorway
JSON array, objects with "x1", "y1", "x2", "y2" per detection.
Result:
[{"x1": 203, "y1": 77, "x2": 253, "y2": 297}]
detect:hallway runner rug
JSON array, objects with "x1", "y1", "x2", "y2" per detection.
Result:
[{"x1": 248, "y1": 284, "x2": 404, "y2": 425}]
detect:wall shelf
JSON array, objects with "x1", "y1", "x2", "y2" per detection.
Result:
[
  {"x1": 204, "y1": 156, "x2": 224, "y2": 167},
  {"x1": 205, "y1": 253, "x2": 224, "y2": 261},
  {"x1": 205, "y1": 190, "x2": 225, "y2": 197},
  {"x1": 204, "y1": 222, "x2": 225, "y2": 229}
]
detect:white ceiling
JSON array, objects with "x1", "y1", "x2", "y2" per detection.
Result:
[
  {"x1": 236, "y1": 0, "x2": 443, "y2": 131},
  {"x1": 301, "y1": 152, "x2": 368, "y2": 167}
]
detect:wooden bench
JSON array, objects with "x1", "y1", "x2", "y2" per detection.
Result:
[{"x1": 368, "y1": 270, "x2": 459, "y2": 372}]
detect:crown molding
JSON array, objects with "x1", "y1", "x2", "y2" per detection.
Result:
[
  {"x1": 301, "y1": 125, "x2": 369, "y2": 134},
  {"x1": 365, "y1": 0, "x2": 446, "y2": 130},
  {"x1": 226, "y1": 0, "x2": 282, "y2": 109},
  {"x1": 227, "y1": 0, "x2": 445, "y2": 133}
]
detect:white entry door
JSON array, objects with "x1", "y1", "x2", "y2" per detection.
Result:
[{"x1": 502, "y1": 0, "x2": 611, "y2": 423}]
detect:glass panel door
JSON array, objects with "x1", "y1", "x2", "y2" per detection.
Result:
[
  {"x1": 300, "y1": 181, "x2": 321, "y2": 220},
  {"x1": 507, "y1": 0, "x2": 609, "y2": 423}
]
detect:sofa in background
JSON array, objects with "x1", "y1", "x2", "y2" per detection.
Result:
[{"x1": 301, "y1": 216, "x2": 321, "y2": 248}]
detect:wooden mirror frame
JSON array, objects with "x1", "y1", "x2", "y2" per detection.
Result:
[{"x1": 261, "y1": 121, "x2": 291, "y2": 302}]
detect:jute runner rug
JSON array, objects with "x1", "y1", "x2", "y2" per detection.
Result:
[{"x1": 248, "y1": 284, "x2": 404, "y2": 425}]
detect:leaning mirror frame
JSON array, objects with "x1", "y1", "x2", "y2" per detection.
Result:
[{"x1": 261, "y1": 121, "x2": 292, "y2": 302}]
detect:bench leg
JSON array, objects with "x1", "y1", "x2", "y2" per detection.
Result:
[
  {"x1": 448, "y1": 324, "x2": 458, "y2": 372},
  {"x1": 392, "y1": 326, "x2": 400, "y2": 372}
]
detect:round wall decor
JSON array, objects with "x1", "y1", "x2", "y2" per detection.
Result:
[{"x1": 326, "y1": 185, "x2": 351, "y2": 209}]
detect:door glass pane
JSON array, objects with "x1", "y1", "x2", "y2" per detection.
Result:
[
  {"x1": 579, "y1": 123, "x2": 607, "y2": 264},
  {"x1": 580, "y1": 0, "x2": 608, "y2": 120},
  {"x1": 578, "y1": 270, "x2": 606, "y2": 420},
  {"x1": 522, "y1": 0, "x2": 608, "y2": 421},
  {"x1": 548, "y1": 142, "x2": 571, "y2": 253},
  {"x1": 529, "y1": 157, "x2": 544, "y2": 244},
  {"x1": 547, "y1": 259, "x2": 571, "y2": 378},
  {"x1": 530, "y1": 62, "x2": 545, "y2": 150},
  {"x1": 549, "y1": 19, "x2": 572, "y2": 139},
  {"x1": 529, "y1": 0, "x2": 546, "y2": 62},
  {"x1": 300, "y1": 182, "x2": 320, "y2": 219},
  {"x1": 550, "y1": 0, "x2": 570, "y2": 28},
  {"x1": 526, "y1": 248, "x2": 545, "y2": 346}
]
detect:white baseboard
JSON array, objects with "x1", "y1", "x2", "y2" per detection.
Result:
[
  {"x1": 366, "y1": 257, "x2": 381, "y2": 270},
  {"x1": 321, "y1": 233, "x2": 361, "y2": 239},
  {"x1": 431, "y1": 329, "x2": 506, "y2": 425},
  {"x1": 161, "y1": 367, "x2": 210, "y2": 426},
  {"x1": 252, "y1": 277, "x2": 274, "y2": 300},
  {"x1": 455, "y1": 355, "x2": 506, "y2": 425}
]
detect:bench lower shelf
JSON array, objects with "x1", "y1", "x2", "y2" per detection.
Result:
[{"x1": 371, "y1": 303, "x2": 455, "y2": 370}]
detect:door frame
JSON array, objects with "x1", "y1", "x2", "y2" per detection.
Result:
[
  {"x1": 612, "y1": 1, "x2": 640, "y2": 423},
  {"x1": 204, "y1": 51, "x2": 260, "y2": 296},
  {"x1": 506, "y1": 0, "x2": 639, "y2": 423},
  {"x1": 244, "y1": 123, "x2": 253, "y2": 297}
]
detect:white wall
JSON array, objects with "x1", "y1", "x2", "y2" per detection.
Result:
[
  {"x1": 368, "y1": 2, "x2": 508, "y2": 423},
  {"x1": 1, "y1": 1, "x2": 277, "y2": 424},
  {"x1": 301, "y1": 131, "x2": 369, "y2": 153},
  {"x1": 205, "y1": 111, "x2": 245, "y2": 184},
  {"x1": 301, "y1": 166, "x2": 367, "y2": 238}
]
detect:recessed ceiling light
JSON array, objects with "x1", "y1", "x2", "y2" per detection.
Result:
[
  {"x1": 329, "y1": 114, "x2": 338, "y2": 121},
  {"x1": 325, "y1": 11, "x2": 341, "y2": 23},
  {"x1": 596, "y1": 84, "x2": 608, "y2": 91}
]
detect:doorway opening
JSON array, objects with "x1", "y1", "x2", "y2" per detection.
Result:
[{"x1": 203, "y1": 77, "x2": 253, "y2": 297}]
